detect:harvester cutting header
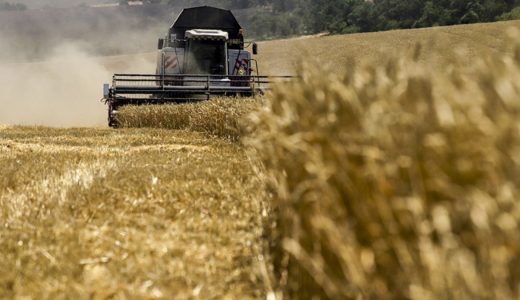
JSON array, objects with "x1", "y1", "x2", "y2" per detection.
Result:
[{"x1": 103, "y1": 6, "x2": 292, "y2": 127}]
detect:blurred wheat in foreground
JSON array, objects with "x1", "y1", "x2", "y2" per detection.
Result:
[
  {"x1": 117, "y1": 98, "x2": 259, "y2": 141},
  {"x1": 249, "y1": 42, "x2": 520, "y2": 299}
]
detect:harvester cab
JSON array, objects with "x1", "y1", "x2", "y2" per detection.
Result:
[
  {"x1": 184, "y1": 29, "x2": 229, "y2": 76},
  {"x1": 159, "y1": 29, "x2": 231, "y2": 76},
  {"x1": 103, "y1": 6, "x2": 292, "y2": 127}
]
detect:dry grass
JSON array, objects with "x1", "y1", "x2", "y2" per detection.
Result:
[
  {"x1": 0, "y1": 127, "x2": 270, "y2": 299},
  {"x1": 116, "y1": 98, "x2": 260, "y2": 141},
  {"x1": 257, "y1": 20, "x2": 520, "y2": 75},
  {"x1": 249, "y1": 35, "x2": 520, "y2": 299}
]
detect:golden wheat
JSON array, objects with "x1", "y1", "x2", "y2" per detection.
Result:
[
  {"x1": 116, "y1": 98, "x2": 260, "y2": 141},
  {"x1": 249, "y1": 38, "x2": 520, "y2": 299},
  {"x1": 257, "y1": 20, "x2": 520, "y2": 75}
]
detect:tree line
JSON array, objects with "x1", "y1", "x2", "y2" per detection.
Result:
[
  {"x1": 0, "y1": 2, "x2": 27, "y2": 11},
  {"x1": 166, "y1": 0, "x2": 520, "y2": 38},
  {"x1": 300, "y1": 0, "x2": 520, "y2": 34}
]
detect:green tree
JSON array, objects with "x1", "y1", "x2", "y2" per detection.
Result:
[
  {"x1": 0, "y1": 2, "x2": 27, "y2": 11},
  {"x1": 347, "y1": 2, "x2": 377, "y2": 32},
  {"x1": 416, "y1": 1, "x2": 453, "y2": 27},
  {"x1": 499, "y1": 6, "x2": 520, "y2": 20}
]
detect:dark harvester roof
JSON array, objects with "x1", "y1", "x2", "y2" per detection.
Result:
[{"x1": 170, "y1": 6, "x2": 242, "y2": 40}]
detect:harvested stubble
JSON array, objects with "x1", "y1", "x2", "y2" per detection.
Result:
[
  {"x1": 0, "y1": 127, "x2": 271, "y2": 299},
  {"x1": 117, "y1": 98, "x2": 260, "y2": 141},
  {"x1": 249, "y1": 41, "x2": 520, "y2": 299}
]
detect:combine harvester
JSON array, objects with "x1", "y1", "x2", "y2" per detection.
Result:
[{"x1": 103, "y1": 6, "x2": 293, "y2": 127}]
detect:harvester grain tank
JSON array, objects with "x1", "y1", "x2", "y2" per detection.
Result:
[{"x1": 103, "y1": 6, "x2": 292, "y2": 127}]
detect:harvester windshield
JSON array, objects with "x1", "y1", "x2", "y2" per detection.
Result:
[{"x1": 186, "y1": 40, "x2": 227, "y2": 75}]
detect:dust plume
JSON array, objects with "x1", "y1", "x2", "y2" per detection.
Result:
[{"x1": 0, "y1": 44, "x2": 155, "y2": 127}]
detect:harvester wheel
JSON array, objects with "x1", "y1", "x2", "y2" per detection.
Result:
[{"x1": 108, "y1": 104, "x2": 120, "y2": 128}]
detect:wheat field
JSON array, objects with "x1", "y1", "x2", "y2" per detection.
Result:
[
  {"x1": 0, "y1": 127, "x2": 272, "y2": 298},
  {"x1": 256, "y1": 20, "x2": 520, "y2": 74},
  {"x1": 2, "y1": 20, "x2": 520, "y2": 299},
  {"x1": 116, "y1": 98, "x2": 260, "y2": 141},
  {"x1": 250, "y1": 25, "x2": 520, "y2": 299}
]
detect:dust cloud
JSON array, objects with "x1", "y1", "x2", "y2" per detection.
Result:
[{"x1": 0, "y1": 43, "x2": 155, "y2": 127}]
